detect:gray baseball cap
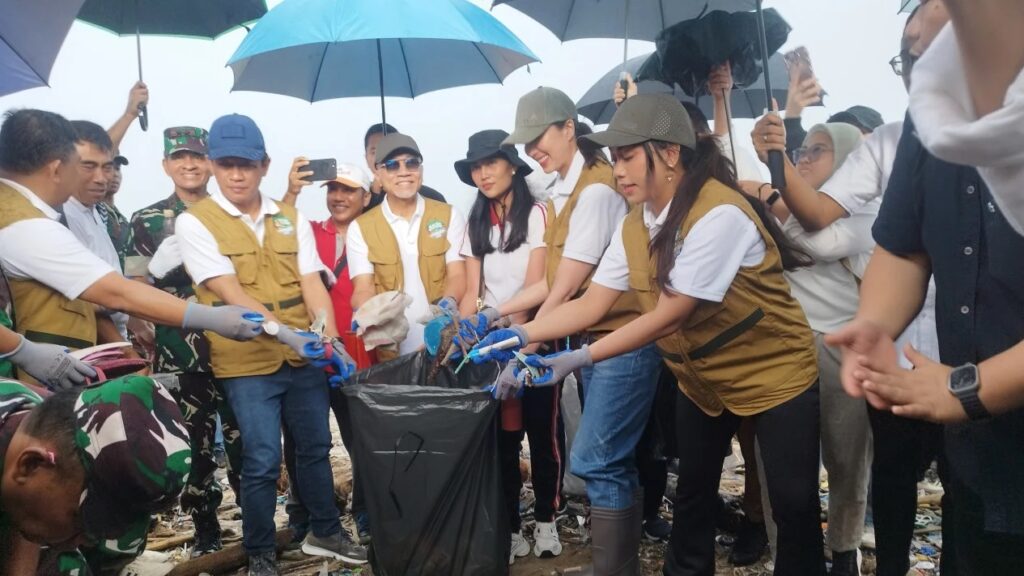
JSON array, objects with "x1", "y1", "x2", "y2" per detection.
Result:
[
  {"x1": 503, "y1": 87, "x2": 578, "y2": 146},
  {"x1": 579, "y1": 94, "x2": 697, "y2": 151},
  {"x1": 375, "y1": 133, "x2": 421, "y2": 165}
]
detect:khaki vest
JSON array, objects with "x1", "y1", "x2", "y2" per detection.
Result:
[
  {"x1": 544, "y1": 160, "x2": 639, "y2": 335},
  {"x1": 188, "y1": 198, "x2": 309, "y2": 378},
  {"x1": 622, "y1": 179, "x2": 818, "y2": 416},
  {"x1": 356, "y1": 198, "x2": 452, "y2": 305},
  {"x1": 0, "y1": 184, "x2": 97, "y2": 377}
]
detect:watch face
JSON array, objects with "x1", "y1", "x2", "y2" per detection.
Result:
[{"x1": 950, "y1": 365, "x2": 977, "y2": 393}]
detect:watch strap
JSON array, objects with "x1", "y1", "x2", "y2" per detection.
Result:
[{"x1": 958, "y1": 389, "x2": 990, "y2": 420}]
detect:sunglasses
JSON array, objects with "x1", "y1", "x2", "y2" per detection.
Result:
[
  {"x1": 793, "y1": 144, "x2": 833, "y2": 164},
  {"x1": 889, "y1": 50, "x2": 917, "y2": 78},
  {"x1": 378, "y1": 157, "x2": 423, "y2": 173}
]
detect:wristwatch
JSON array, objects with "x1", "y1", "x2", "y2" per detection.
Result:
[{"x1": 947, "y1": 363, "x2": 990, "y2": 420}]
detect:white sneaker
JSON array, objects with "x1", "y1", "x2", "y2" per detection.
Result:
[
  {"x1": 509, "y1": 531, "x2": 530, "y2": 565},
  {"x1": 533, "y1": 521, "x2": 563, "y2": 558}
]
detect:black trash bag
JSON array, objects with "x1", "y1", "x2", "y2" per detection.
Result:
[{"x1": 343, "y1": 350, "x2": 508, "y2": 576}]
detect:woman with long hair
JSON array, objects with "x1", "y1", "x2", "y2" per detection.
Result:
[
  {"x1": 452, "y1": 129, "x2": 558, "y2": 565},
  {"x1": 466, "y1": 87, "x2": 661, "y2": 565},
  {"x1": 474, "y1": 94, "x2": 825, "y2": 575}
]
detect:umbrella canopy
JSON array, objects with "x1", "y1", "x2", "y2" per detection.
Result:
[
  {"x1": 0, "y1": 0, "x2": 86, "y2": 97},
  {"x1": 899, "y1": 0, "x2": 918, "y2": 13},
  {"x1": 578, "y1": 52, "x2": 808, "y2": 125},
  {"x1": 636, "y1": 8, "x2": 790, "y2": 97},
  {"x1": 491, "y1": 0, "x2": 756, "y2": 42},
  {"x1": 77, "y1": 0, "x2": 267, "y2": 39},
  {"x1": 227, "y1": 0, "x2": 539, "y2": 127}
]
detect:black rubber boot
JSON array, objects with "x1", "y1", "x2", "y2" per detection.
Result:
[{"x1": 728, "y1": 516, "x2": 768, "y2": 566}]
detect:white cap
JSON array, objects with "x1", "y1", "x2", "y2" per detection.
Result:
[{"x1": 321, "y1": 162, "x2": 370, "y2": 191}]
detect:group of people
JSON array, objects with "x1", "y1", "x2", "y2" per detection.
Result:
[{"x1": 1, "y1": 0, "x2": 1023, "y2": 575}]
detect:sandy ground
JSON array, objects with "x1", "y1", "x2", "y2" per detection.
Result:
[{"x1": 139, "y1": 419, "x2": 944, "y2": 576}]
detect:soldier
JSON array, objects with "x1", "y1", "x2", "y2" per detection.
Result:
[
  {"x1": 126, "y1": 126, "x2": 240, "y2": 557},
  {"x1": 97, "y1": 152, "x2": 133, "y2": 272},
  {"x1": 0, "y1": 375, "x2": 190, "y2": 575}
]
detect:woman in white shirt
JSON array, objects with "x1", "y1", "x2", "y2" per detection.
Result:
[
  {"x1": 474, "y1": 94, "x2": 826, "y2": 575},
  {"x1": 452, "y1": 129, "x2": 556, "y2": 564}
]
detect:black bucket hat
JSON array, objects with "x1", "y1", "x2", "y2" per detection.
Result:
[{"x1": 453, "y1": 129, "x2": 533, "y2": 188}]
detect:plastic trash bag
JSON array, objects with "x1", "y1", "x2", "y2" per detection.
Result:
[{"x1": 343, "y1": 350, "x2": 508, "y2": 576}]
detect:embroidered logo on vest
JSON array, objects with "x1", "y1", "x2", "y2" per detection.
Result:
[
  {"x1": 272, "y1": 213, "x2": 294, "y2": 236},
  {"x1": 426, "y1": 218, "x2": 446, "y2": 239}
]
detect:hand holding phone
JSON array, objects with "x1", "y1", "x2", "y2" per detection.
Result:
[
  {"x1": 300, "y1": 158, "x2": 338, "y2": 182},
  {"x1": 785, "y1": 46, "x2": 815, "y2": 84}
]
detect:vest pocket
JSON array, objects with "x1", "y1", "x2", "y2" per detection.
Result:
[
  {"x1": 419, "y1": 237, "x2": 449, "y2": 302},
  {"x1": 222, "y1": 248, "x2": 259, "y2": 285},
  {"x1": 368, "y1": 252, "x2": 401, "y2": 294}
]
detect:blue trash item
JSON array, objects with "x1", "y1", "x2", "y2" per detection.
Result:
[
  {"x1": 0, "y1": 0, "x2": 85, "y2": 97},
  {"x1": 344, "y1": 350, "x2": 506, "y2": 576},
  {"x1": 226, "y1": 0, "x2": 539, "y2": 125}
]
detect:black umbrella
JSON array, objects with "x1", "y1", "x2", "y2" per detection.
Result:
[
  {"x1": 638, "y1": 4, "x2": 790, "y2": 185},
  {"x1": 77, "y1": 0, "x2": 267, "y2": 130}
]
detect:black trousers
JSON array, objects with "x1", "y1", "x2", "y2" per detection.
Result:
[
  {"x1": 867, "y1": 405, "x2": 951, "y2": 576},
  {"x1": 664, "y1": 383, "x2": 825, "y2": 576},
  {"x1": 945, "y1": 477, "x2": 1024, "y2": 574},
  {"x1": 283, "y1": 386, "x2": 365, "y2": 530},
  {"x1": 499, "y1": 383, "x2": 565, "y2": 531}
]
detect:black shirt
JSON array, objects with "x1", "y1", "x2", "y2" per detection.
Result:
[
  {"x1": 873, "y1": 117, "x2": 1024, "y2": 535},
  {"x1": 366, "y1": 184, "x2": 446, "y2": 211}
]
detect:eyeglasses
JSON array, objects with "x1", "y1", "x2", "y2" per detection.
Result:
[
  {"x1": 793, "y1": 144, "x2": 833, "y2": 164},
  {"x1": 889, "y1": 51, "x2": 917, "y2": 77},
  {"x1": 378, "y1": 157, "x2": 422, "y2": 173}
]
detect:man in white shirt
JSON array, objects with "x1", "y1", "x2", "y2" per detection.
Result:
[
  {"x1": 62, "y1": 121, "x2": 130, "y2": 341},
  {"x1": 175, "y1": 114, "x2": 365, "y2": 574},
  {"x1": 0, "y1": 109, "x2": 263, "y2": 387},
  {"x1": 347, "y1": 133, "x2": 467, "y2": 357}
]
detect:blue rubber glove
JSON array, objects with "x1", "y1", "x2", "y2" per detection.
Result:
[
  {"x1": 522, "y1": 345, "x2": 593, "y2": 386},
  {"x1": 469, "y1": 325, "x2": 528, "y2": 364},
  {"x1": 423, "y1": 314, "x2": 455, "y2": 357},
  {"x1": 276, "y1": 327, "x2": 323, "y2": 359},
  {"x1": 437, "y1": 296, "x2": 459, "y2": 316},
  {"x1": 483, "y1": 362, "x2": 523, "y2": 400},
  {"x1": 455, "y1": 306, "x2": 501, "y2": 348},
  {"x1": 306, "y1": 338, "x2": 357, "y2": 387}
]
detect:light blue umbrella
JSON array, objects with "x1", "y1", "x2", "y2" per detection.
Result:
[
  {"x1": 899, "y1": 0, "x2": 918, "y2": 13},
  {"x1": 228, "y1": 0, "x2": 539, "y2": 127},
  {"x1": 0, "y1": 0, "x2": 86, "y2": 97}
]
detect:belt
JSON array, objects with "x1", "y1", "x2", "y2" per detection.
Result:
[
  {"x1": 657, "y1": 308, "x2": 765, "y2": 363},
  {"x1": 24, "y1": 330, "x2": 93, "y2": 351},
  {"x1": 211, "y1": 295, "x2": 304, "y2": 311}
]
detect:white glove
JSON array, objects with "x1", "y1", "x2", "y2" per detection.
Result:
[{"x1": 148, "y1": 236, "x2": 182, "y2": 280}]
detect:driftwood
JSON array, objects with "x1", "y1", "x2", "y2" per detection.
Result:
[
  {"x1": 165, "y1": 528, "x2": 294, "y2": 576},
  {"x1": 146, "y1": 532, "x2": 195, "y2": 552}
]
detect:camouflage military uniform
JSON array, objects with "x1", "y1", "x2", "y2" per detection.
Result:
[
  {"x1": 96, "y1": 201, "x2": 132, "y2": 273},
  {"x1": 0, "y1": 375, "x2": 190, "y2": 576},
  {"x1": 0, "y1": 268, "x2": 15, "y2": 379},
  {"x1": 127, "y1": 193, "x2": 241, "y2": 520}
]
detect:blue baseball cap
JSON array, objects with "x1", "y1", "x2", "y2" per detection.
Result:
[{"x1": 207, "y1": 114, "x2": 266, "y2": 161}]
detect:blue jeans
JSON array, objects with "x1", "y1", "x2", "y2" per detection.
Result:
[
  {"x1": 571, "y1": 343, "x2": 660, "y2": 510},
  {"x1": 221, "y1": 363, "x2": 339, "y2": 553}
]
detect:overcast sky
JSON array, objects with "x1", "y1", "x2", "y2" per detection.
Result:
[{"x1": 0, "y1": 0, "x2": 910, "y2": 220}]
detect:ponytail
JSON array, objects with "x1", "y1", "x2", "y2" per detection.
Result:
[{"x1": 649, "y1": 135, "x2": 811, "y2": 291}]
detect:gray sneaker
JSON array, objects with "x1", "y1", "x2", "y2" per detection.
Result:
[{"x1": 301, "y1": 531, "x2": 368, "y2": 565}]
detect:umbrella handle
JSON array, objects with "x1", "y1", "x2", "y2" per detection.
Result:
[{"x1": 138, "y1": 104, "x2": 148, "y2": 131}]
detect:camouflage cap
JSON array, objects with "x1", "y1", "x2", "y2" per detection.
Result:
[
  {"x1": 163, "y1": 126, "x2": 208, "y2": 157},
  {"x1": 73, "y1": 375, "x2": 190, "y2": 550}
]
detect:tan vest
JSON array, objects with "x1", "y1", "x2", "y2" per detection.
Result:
[
  {"x1": 621, "y1": 180, "x2": 818, "y2": 416},
  {"x1": 544, "y1": 159, "x2": 639, "y2": 335},
  {"x1": 356, "y1": 198, "x2": 452, "y2": 305},
  {"x1": 0, "y1": 184, "x2": 97, "y2": 374},
  {"x1": 188, "y1": 198, "x2": 309, "y2": 378}
]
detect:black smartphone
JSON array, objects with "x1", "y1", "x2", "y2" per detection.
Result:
[{"x1": 301, "y1": 158, "x2": 338, "y2": 182}]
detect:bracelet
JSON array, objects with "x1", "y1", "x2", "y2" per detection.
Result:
[{"x1": 765, "y1": 190, "x2": 782, "y2": 207}]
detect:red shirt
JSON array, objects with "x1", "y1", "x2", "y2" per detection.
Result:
[{"x1": 310, "y1": 219, "x2": 354, "y2": 335}]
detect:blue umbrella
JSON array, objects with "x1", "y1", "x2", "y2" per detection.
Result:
[
  {"x1": 0, "y1": 0, "x2": 86, "y2": 97},
  {"x1": 899, "y1": 0, "x2": 918, "y2": 13},
  {"x1": 228, "y1": 0, "x2": 540, "y2": 128}
]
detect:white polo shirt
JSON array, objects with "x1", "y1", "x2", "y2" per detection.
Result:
[
  {"x1": 593, "y1": 200, "x2": 765, "y2": 302},
  {"x1": 346, "y1": 195, "x2": 467, "y2": 354},
  {"x1": 63, "y1": 196, "x2": 129, "y2": 337},
  {"x1": 549, "y1": 151, "x2": 627, "y2": 265},
  {"x1": 460, "y1": 203, "x2": 547, "y2": 307},
  {"x1": 0, "y1": 178, "x2": 115, "y2": 300},
  {"x1": 176, "y1": 191, "x2": 326, "y2": 286}
]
